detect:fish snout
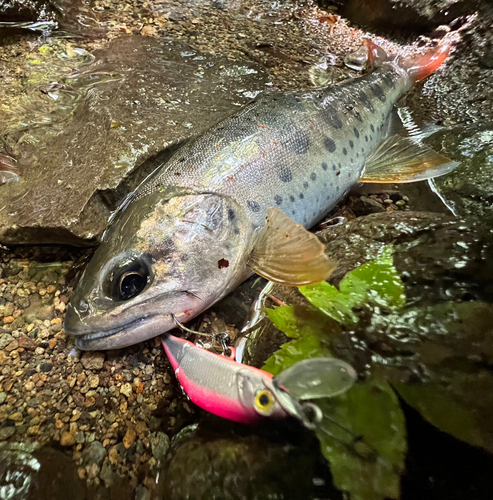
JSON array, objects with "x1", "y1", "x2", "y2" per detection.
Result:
[{"x1": 64, "y1": 299, "x2": 92, "y2": 335}]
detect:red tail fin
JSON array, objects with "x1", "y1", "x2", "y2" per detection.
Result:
[{"x1": 399, "y1": 43, "x2": 451, "y2": 82}]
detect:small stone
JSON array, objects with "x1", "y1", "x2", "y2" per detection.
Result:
[
  {"x1": 8, "y1": 412, "x2": 23, "y2": 422},
  {"x1": 47, "y1": 285, "x2": 57, "y2": 294},
  {"x1": 61, "y1": 431, "x2": 76, "y2": 446},
  {"x1": 88, "y1": 375, "x2": 99, "y2": 389},
  {"x1": 395, "y1": 199, "x2": 406, "y2": 207},
  {"x1": 86, "y1": 463, "x2": 100, "y2": 480},
  {"x1": 48, "y1": 338, "x2": 57, "y2": 349},
  {"x1": 40, "y1": 363, "x2": 53, "y2": 373},
  {"x1": 120, "y1": 383, "x2": 133, "y2": 398},
  {"x1": 39, "y1": 289, "x2": 47, "y2": 296},
  {"x1": 0, "y1": 392, "x2": 6, "y2": 404},
  {"x1": 123, "y1": 428, "x2": 136, "y2": 449},
  {"x1": 0, "y1": 333, "x2": 14, "y2": 348},
  {"x1": 28, "y1": 425, "x2": 40, "y2": 435},
  {"x1": 383, "y1": 199, "x2": 393, "y2": 205},
  {"x1": 0, "y1": 427, "x2": 15, "y2": 439},
  {"x1": 81, "y1": 352, "x2": 105, "y2": 370},
  {"x1": 108, "y1": 445, "x2": 120, "y2": 465},
  {"x1": 150, "y1": 432, "x2": 170, "y2": 461},
  {"x1": 141, "y1": 25, "x2": 158, "y2": 37},
  {"x1": 135, "y1": 485, "x2": 151, "y2": 500},
  {"x1": 83, "y1": 441, "x2": 106, "y2": 466},
  {"x1": 75, "y1": 431, "x2": 85, "y2": 444},
  {"x1": 51, "y1": 317, "x2": 63, "y2": 324},
  {"x1": 3, "y1": 316, "x2": 14, "y2": 324}
]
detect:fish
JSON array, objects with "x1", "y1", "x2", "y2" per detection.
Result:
[
  {"x1": 161, "y1": 333, "x2": 357, "y2": 427},
  {"x1": 65, "y1": 40, "x2": 457, "y2": 350}
]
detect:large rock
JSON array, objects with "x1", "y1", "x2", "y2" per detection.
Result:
[
  {"x1": 0, "y1": 35, "x2": 267, "y2": 245},
  {"x1": 157, "y1": 419, "x2": 335, "y2": 500}
]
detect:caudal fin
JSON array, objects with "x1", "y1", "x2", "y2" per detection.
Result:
[{"x1": 399, "y1": 43, "x2": 451, "y2": 82}]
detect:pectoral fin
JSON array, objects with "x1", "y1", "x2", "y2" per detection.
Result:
[
  {"x1": 248, "y1": 207, "x2": 336, "y2": 286},
  {"x1": 274, "y1": 357, "x2": 357, "y2": 400},
  {"x1": 360, "y1": 135, "x2": 458, "y2": 183}
]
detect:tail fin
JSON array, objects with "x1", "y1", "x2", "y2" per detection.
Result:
[{"x1": 398, "y1": 43, "x2": 451, "y2": 82}]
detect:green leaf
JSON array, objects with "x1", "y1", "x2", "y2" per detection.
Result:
[
  {"x1": 316, "y1": 377, "x2": 407, "y2": 500},
  {"x1": 263, "y1": 306, "x2": 333, "y2": 376},
  {"x1": 299, "y1": 246, "x2": 405, "y2": 324}
]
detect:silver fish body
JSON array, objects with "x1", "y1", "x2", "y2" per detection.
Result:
[{"x1": 64, "y1": 59, "x2": 425, "y2": 350}]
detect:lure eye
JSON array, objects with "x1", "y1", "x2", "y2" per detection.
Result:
[{"x1": 254, "y1": 389, "x2": 275, "y2": 414}]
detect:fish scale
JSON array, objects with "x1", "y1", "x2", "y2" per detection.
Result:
[{"x1": 138, "y1": 63, "x2": 409, "y2": 228}]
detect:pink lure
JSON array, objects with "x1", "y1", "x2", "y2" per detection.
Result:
[{"x1": 161, "y1": 334, "x2": 357, "y2": 427}]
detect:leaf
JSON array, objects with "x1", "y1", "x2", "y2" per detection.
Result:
[
  {"x1": 316, "y1": 377, "x2": 407, "y2": 500},
  {"x1": 299, "y1": 246, "x2": 405, "y2": 324},
  {"x1": 263, "y1": 306, "x2": 333, "y2": 376}
]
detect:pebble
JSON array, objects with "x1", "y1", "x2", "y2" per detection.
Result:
[
  {"x1": 61, "y1": 431, "x2": 76, "y2": 446},
  {"x1": 0, "y1": 392, "x2": 6, "y2": 404},
  {"x1": 0, "y1": 333, "x2": 14, "y2": 349},
  {"x1": 120, "y1": 383, "x2": 133, "y2": 398},
  {"x1": 81, "y1": 352, "x2": 105, "y2": 370},
  {"x1": 150, "y1": 432, "x2": 170, "y2": 461},
  {"x1": 135, "y1": 485, "x2": 151, "y2": 500},
  {"x1": 40, "y1": 363, "x2": 53, "y2": 372},
  {"x1": 88, "y1": 374, "x2": 100, "y2": 388},
  {"x1": 0, "y1": 427, "x2": 15, "y2": 439},
  {"x1": 123, "y1": 428, "x2": 137, "y2": 449},
  {"x1": 8, "y1": 412, "x2": 23, "y2": 422},
  {"x1": 83, "y1": 441, "x2": 106, "y2": 466}
]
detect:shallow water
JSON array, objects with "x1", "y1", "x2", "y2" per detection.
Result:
[{"x1": 1, "y1": 0, "x2": 493, "y2": 499}]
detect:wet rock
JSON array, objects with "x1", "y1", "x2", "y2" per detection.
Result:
[
  {"x1": 338, "y1": 0, "x2": 480, "y2": 33},
  {"x1": 157, "y1": 419, "x2": 334, "y2": 500},
  {"x1": 0, "y1": 443, "x2": 87, "y2": 499},
  {"x1": 427, "y1": 125, "x2": 493, "y2": 224},
  {"x1": 0, "y1": 427, "x2": 16, "y2": 440},
  {"x1": 0, "y1": 36, "x2": 268, "y2": 245}
]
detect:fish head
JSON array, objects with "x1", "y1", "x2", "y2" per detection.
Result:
[{"x1": 65, "y1": 188, "x2": 253, "y2": 350}]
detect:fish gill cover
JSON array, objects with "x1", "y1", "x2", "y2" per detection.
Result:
[{"x1": 262, "y1": 247, "x2": 493, "y2": 500}]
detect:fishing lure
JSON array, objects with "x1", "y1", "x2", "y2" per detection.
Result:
[{"x1": 161, "y1": 334, "x2": 357, "y2": 428}]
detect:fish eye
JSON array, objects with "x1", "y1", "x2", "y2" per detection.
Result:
[
  {"x1": 254, "y1": 389, "x2": 275, "y2": 414},
  {"x1": 106, "y1": 257, "x2": 151, "y2": 301}
]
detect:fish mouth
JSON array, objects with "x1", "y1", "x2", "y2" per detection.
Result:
[{"x1": 72, "y1": 313, "x2": 175, "y2": 351}]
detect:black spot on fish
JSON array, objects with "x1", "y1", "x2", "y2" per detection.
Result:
[
  {"x1": 356, "y1": 153, "x2": 360, "y2": 158},
  {"x1": 369, "y1": 82, "x2": 386, "y2": 102},
  {"x1": 321, "y1": 103, "x2": 343, "y2": 129},
  {"x1": 370, "y1": 135, "x2": 373, "y2": 141},
  {"x1": 303, "y1": 182, "x2": 308, "y2": 189},
  {"x1": 247, "y1": 200, "x2": 261, "y2": 212},
  {"x1": 343, "y1": 147, "x2": 348, "y2": 156},
  {"x1": 228, "y1": 209, "x2": 236, "y2": 221},
  {"x1": 325, "y1": 138, "x2": 336, "y2": 153},
  {"x1": 370, "y1": 124, "x2": 375, "y2": 133},
  {"x1": 310, "y1": 172, "x2": 316, "y2": 181},
  {"x1": 354, "y1": 127, "x2": 360, "y2": 138},
  {"x1": 178, "y1": 157, "x2": 185, "y2": 163},
  {"x1": 278, "y1": 166, "x2": 293, "y2": 183},
  {"x1": 365, "y1": 135, "x2": 368, "y2": 142},
  {"x1": 336, "y1": 186, "x2": 340, "y2": 191},
  {"x1": 290, "y1": 195, "x2": 295, "y2": 202},
  {"x1": 274, "y1": 195, "x2": 283, "y2": 205},
  {"x1": 358, "y1": 91, "x2": 374, "y2": 113},
  {"x1": 349, "y1": 140, "x2": 354, "y2": 149},
  {"x1": 282, "y1": 129, "x2": 310, "y2": 155},
  {"x1": 234, "y1": 228, "x2": 240, "y2": 235},
  {"x1": 322, "y1": 162, "x2": 328, "y2": 171},
  {"x1": 332, "y1": 164, "x2": 336, "y2": 171},
  {"x1": 382, "y1": 72, "x2": 396, "y2": 89},
  {"x1": 299, "y1": 193, "x2": 304, "y2": 199}
]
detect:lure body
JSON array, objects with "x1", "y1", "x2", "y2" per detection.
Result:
[
  {"x1": 162, "y1": 334, "x2": 358, "y2": 426},
  {"x1": 162, "y1": 334, "x2": 290, "y2": 424}
]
